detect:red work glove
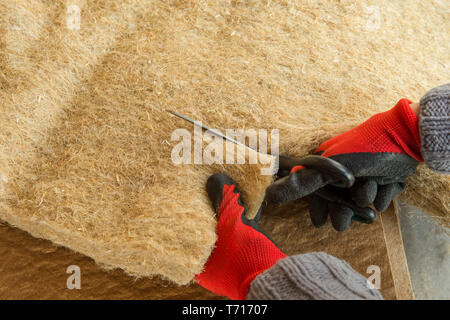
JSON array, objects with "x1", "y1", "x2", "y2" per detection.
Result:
[
  {"x1": 195, "y1": 173, "x2": 286, "y2": 300},
  {"x1": 267, "y1": 99, "x2": 423, "y2": 231}
]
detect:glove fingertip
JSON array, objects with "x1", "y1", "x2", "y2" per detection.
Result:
[
  {"x1": 353, "y1": 207, "x2": 377, "y2": 224},
  {"x1": 329, "y1": 203, "x2": 353, "y2": 232},
  {"x1": 307, "y1": 194, "x2": 328, "y2": 228},
  {"x1": 352, "y1": 180, "x2": 377, "y2": 207},
  {"x1": 373, "y1": 198, "x2": 391, "y2": 212},
  {"x1": 373, "y1": 183, "x2": 404, "y2": 212},
  {"x1": 207, "y1": 173, "x2": 236, "y2": 213}
]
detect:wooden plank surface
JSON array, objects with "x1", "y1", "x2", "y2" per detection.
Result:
[
  {"x1": 0, "y1": 200, "x2": 412, "y2": 300},
  {"x1": 380, "y1": 202, "x2": 415, "y2": 300}
]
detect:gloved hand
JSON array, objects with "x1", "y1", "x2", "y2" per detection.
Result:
[
  {"x1": 305, "y1": 185, "x2": 378, "y2": 231},
  {"x1": 196, "y1": 173, "x2": 286, "y2": 300},
  {"x1": 266, "y1": 99, "x2": 423, "y2": 231}
]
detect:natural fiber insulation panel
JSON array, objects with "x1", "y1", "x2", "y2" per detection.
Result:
[
  {"x1": 0, "y1": 0, "x2": 448, "y2": 285},
  {"x1": 0, "y1": 0, "x2": 275, "y2": 284}
]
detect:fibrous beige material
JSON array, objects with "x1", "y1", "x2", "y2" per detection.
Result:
[
  {"x1": 0, "y1": 0, "x2": 275, "y2": 284},
  {"x1": 0, "y1": 0, "x2": 448, "y2": 285}
]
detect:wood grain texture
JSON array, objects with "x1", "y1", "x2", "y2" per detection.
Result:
[
  {"x1": 0, "y1": 199, "x2": 411, "y2": 299},
  {"x1": 0, "y1": 223, "x2": 220, "y2": 300},
  {"x1": 380, "y1": 202, "x2": 414, "y2": 300}
]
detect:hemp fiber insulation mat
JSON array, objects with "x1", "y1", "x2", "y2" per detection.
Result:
[{"x1": 0, "y1": 0, "x2": 448, "y2": 287}]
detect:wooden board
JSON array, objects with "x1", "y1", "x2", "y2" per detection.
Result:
[
  {"x1": 0, "y1": 222, "x2": 219, "y2": 300},
  {"x1": 380, "y1": 202, "x2": 414, "y2": 299},
  {"x1": 0, "y1": 200, "x2": 412, "y2": 300}
]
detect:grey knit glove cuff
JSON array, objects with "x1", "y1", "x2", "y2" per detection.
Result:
[
  {"x1": 246, "y1": 252, "x2": 383, "y2": 300},
  {"x1": 419, "y1": 83, "x2": 450, "y2": 174}
]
